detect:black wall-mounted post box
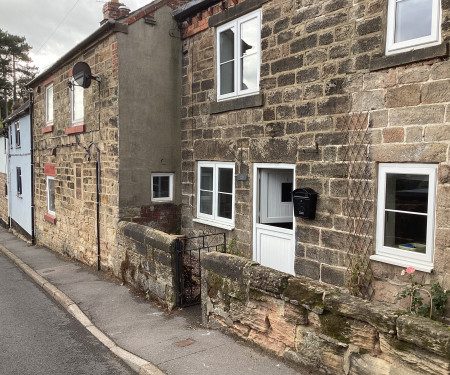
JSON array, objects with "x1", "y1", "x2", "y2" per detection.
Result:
[{"x1": 292, "y1": 188, "x2": 318, "y2": 219}]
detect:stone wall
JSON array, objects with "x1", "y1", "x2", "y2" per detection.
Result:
[
  {"x1": 0, "y1": 172, "x2": 8, "y2": 227},
  {"x1": 176, "y1": 0, "x2": 450, "y2": 303},
  {"x1": 32, "y1": 32, "x2": 121, "y2": 268},
  {"x1": 115, "y1": 221, "x2": 178, "y2": 309},
  {"x1": 202, "y1": 252, "x2": 450, "y2": 375}
]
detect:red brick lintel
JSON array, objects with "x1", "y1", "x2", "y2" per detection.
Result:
[
  {"x1": 65, "y1": 124, "x2": 85, "y2": 135},
  {"x1": 42, "y1": 125, "x2": 54, "y2": 134},
  {"x1": 42, "y1": 75, "x2": 54, "y2": 86},
  {"x1": 44, "y1": 213, "x2": 56, "y2": 225},
  {"x1": 44, "y1": 163, "x2": 55, "y2": 177}
]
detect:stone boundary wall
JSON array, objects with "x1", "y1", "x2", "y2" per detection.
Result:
[
  {"x1": 202, "y1": 252, "x2": 450, "y2": 375},
  {"x1": 116, "y1": 221, "x2": 178, "y2": 309}
]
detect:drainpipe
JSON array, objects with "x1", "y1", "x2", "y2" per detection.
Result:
[
  {"x1": 29, "y1": 90, "x2": 35, "y2": 244},
  {"x1": 85, "y1": 142, "x2": 101, "y2": 271}
]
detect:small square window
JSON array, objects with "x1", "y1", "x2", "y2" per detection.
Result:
[
  {"x1": 47, "y1": 176, "x2": 55, "y2": 215},
  {"x1": 371, "y1": 163, "x2": 437, "y2": 272},
  {"x1": 197, "y1": 161, "x2": 235, "y2": 228},
  {"x1": 45, "y1": 83, "x2": 54, "y2": 125},
  {"x1": 386, "y1": 0, "x2": 441, "y2": 55},
  {"x1": 216, "y1": 9, "x2": 261, "y2": 101},
  {"x1": 151, "y1": 173, "x2": 174, "y2": 202}
]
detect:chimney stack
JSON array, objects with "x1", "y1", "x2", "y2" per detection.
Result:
[{"x1": 101, "y1": 0, "x2": 130, "y2": 24}]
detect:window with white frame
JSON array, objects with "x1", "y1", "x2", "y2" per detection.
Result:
[
  {"x1": 372, "y1": 163, "x2": 437, "y2": 272},
  {"x1": 47, "y1": 176, "x2": 55, "y2": 215},
  {"x1": 9, "y1": 126, "x2": 12, "y2": 149},
  {"x1": 197, "y1": 161, "x2": 235, "y2": 227},
  {"x1": 15, "y1": 121, "x2": 20, "y2": 148},
  {"x1": 386, "y1": 0, "x2": 441, "y2": 55},
  {"x1": 45, "y1": 83, "x2": 54, "y2": 125},
  {"x1": 151, "y1": 173, "x2": 174, "y2": 202},
  {"x1": 216, "y1": 9, "x2": 261, "y2": 101},
  {"x1": 70, "y1": 80, "x2": 84, "y2": 125},
  {"x1": 16, "y1": 167, "x2": 22, "y2": 196}
]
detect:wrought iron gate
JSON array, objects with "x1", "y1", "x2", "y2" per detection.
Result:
[{"x1": 175, "y1": 233, "x2": 226, "y2": 307}]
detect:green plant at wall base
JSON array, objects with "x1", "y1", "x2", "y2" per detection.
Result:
[
  {"x1": 346, "y1": 254, "x2": 371, "y2": 297},
  {"x1": 397, "y1": 267, "x2": 449, "y2": 320},
  {"x1": 217, "y1": 238, "x2": 244, "y2": 257}
]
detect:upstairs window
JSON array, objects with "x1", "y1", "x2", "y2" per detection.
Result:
[
  {"x1": 372, "y1": 163, "x2": 437, "y2": 272},
  {"x1": 70, "y1": 80, "x2": 84, "y2": 125},
  {"x1": 45, "y1": 83, "x2": 54, "y2": 125},
  {"x1": 216, "y1": 9, "x2": 261, "y2": 101},
  {"x1": 386, "y1": 0, "x2": 441, "y2": 55},
  {"x1": 15, "y1": 121, "x2": 20, "y2": 148}
]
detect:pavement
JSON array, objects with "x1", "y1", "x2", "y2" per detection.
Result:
[{"x1": 0, "y1": 227, "x2": 303, "y2": 375}]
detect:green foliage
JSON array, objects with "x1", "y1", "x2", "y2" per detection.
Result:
[
  {"x1": 217, "y1": 238, "x2": 244, "y2": 257},
  {"x1": 397, "y1": 268, "x2": 449, "y2": 320},
  {"x1": 346, "y1": 254, "x2": 371, "y2": 297},
  {"x1": 0, "y1": 28, "x2": 37, "y2": 120}
]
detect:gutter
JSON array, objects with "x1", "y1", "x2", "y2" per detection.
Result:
[
  {"x1": 28, "y1": 20, "x2": 128, "y2": 87},
  {"x1": 172, "y1": 0, "x2": 220, "y2": 21}
]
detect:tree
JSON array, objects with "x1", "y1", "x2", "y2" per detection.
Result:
[{"x1": 0, "y1": 29, "x2": 37, "y2": 121}]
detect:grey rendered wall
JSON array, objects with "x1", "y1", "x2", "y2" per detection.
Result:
[{"x1": 117, "y1": 6, "x2": 182, "y2": 213}]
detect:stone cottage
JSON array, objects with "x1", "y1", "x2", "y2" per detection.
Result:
[
  {"x1": 170, "y1": 0, "x2": 450, "y2": 372},
  {"x1": 173, "y1": 0, "x2": 450, "y2": 306},
  {"x1": 28, "y1": 0, "x2": 186, "y2": 269}
]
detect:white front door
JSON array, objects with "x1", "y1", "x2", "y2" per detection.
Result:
[{"x1": 253, "y1": 165, "x2": 295, "y2": 275}]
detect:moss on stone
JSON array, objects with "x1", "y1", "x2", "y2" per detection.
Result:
[{"x1": 319, "y1": 312, "x2": 351, "y2": 344}]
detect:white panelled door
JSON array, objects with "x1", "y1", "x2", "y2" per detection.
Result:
[{"x1": 254, "y1": 166, "x2": 295, "y2": 275}]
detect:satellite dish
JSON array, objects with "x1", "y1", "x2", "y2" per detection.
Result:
[{"x1": 72, "y1": 61, "x2": 92, "y2": 89}]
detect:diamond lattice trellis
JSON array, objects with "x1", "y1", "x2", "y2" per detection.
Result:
[{"x1": 343, "y1": 113, "x2": 374, "y2": 299}]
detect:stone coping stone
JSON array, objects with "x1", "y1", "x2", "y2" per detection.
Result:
[
  {"x1": 282, "y1": 276, "x2": 333, "y2": 311},
  {"x1": 118, "y1": 221, "x2": 176, "y2": 254},
  {"x1": 202, "y1": 252, "x2": 253, "y2": 283},
  {"x1": 397, "y1": 315, "x2": 450, "y2": 359},
  {"x1": 323, "y1": 292, "x2": 402, "y2": 334},
  {"x1": 243, "y1": 262, "x2": 291, "y2": 295}
]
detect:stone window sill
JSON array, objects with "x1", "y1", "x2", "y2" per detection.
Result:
[
  {"x1": 370, "y1": 43, "x2": 449, "y2": 71},
  {"x1": 42, "y1": 125, "x2": 53, "y2": 134},
  {"x1": 44, "y1": 213, "x2": 56, "y2": 225},
  {"x1": 65, "y1": 124, "x2": 85, "y2": 135},
  {"x1": 209, "y1": 93, "x2": 263, "y2": 114}
]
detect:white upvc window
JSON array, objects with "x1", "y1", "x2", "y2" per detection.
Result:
[
  {"x1": 45, "y1": 83, "x2": 54, "y2": 125},
  {"x1": 216, "y1": 9, "x2": 261, "y2": 101},
  {"x1": 15, "y1": 121, "x2": 20, "y2": 148},
  {"x1": 151, "y1": 173, "x2": 174, "y2": 202},
  {"x1": 70, "y1": 80, "x2": 84, "y2": 125},
  {"x1": 196, "y1": 161, "x2": 235, "y2": 228},
  {"x1": 16, "y1": 167, "x2": 22, "y2": 196},
  {"x1": 371, "y1": 163, "x2": 438, "y2": 272},
  {"x1": 386, "y1": 0, "x2": 441, "y2": 55},
  {"x1": 47, "y1": 176, "x2": 55, "y2": 215}
]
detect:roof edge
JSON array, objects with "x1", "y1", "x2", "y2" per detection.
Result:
[
  {"x1": 4, "y1": 100, "x2": 30, "y2": 124},
  {"x1": 172, "y1": 0, "x2": 220, "y2": 21},
  {"x1": 28, "y1": 20, "x2": 127, "y2": 87}
]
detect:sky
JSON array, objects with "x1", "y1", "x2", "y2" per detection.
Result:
[{"x1": 0, "y1": 0, "x2": 152, "y2": 73}]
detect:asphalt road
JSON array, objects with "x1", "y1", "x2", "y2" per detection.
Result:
[{"x1": 0, "y1": 252, "x2": 135, "y2": 375}]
